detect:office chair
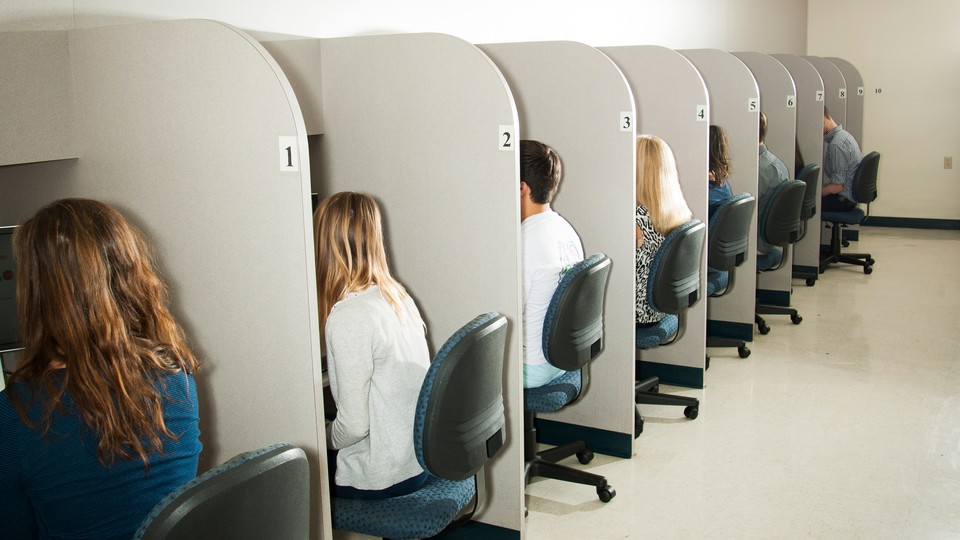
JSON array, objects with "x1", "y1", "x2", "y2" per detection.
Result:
[
  {"x1": 635, "y1": 220, "x2": 706, "y2": 435},
  {"x1": 524, "y1": 254, "x2": 615, "y2": 503},
  {"x1": 332, "y1": 312, "x2": 508, "y2": 538},
  {"x1": 792, "y1": 163, "x2": 821, "y2": 286},
  {"x1": 703, "y1": 193, "x2": 757, "y2": 359},
  {"x1": 819, "y1": 151, "x2": 880, "y2": 274},
  {"x1": 134, "y1": 442, "x2": 310, "y2": 540},
  {"x1": 754, "y1": 179, "x2": 807, "y2": 334}
]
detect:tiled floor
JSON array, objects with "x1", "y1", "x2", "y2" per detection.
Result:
[{"x1": 526, "y1": 228, "x2": 960, "y2": 538}]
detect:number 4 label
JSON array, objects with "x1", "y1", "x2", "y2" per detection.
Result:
[
  {"x1": 696, "y1": 105, "x2": 707, "y2": 121},
  {"x1": 279, "y1": 136, "x2": 299, "y2": 172},
  {"x1": 499, "y1": 125, "x2": 515, "y2": 151},
  {"x1": 815, "y1": 90, "x2": 824, "y2": 102}
]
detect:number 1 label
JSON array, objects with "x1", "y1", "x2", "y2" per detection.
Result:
[{"x1": 279, "y1": 136, "x2": 299, "y2": 172}]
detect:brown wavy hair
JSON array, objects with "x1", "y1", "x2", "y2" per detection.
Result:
[
  {"x1": 9, "y1": 198, "x2": 199, "y2": 467},
  {"x1": 708, "y1": 124, "x2": 732, "y2": 187}
]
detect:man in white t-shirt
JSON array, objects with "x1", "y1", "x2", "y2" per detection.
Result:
[{"x1": 519, "y1": 140, "x2": 584, "y2": 389}]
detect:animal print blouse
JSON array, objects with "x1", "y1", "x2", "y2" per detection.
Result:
[{"x1": 636, "y1": 204, "x2": 666, "y2": 324}]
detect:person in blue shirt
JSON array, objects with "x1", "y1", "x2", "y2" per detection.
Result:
[
  {"x1": 708, "y1": 124, "x2": 734, "y2": 217},
  {"x1": 821, "y1": 106, "x2": 863, "y2": 212},
  {"x1": 0, "y1": 199, "x2": 201, "y2": 540},
  {"x1": 757, "y1": 112, "x2": 791, "y2": 266}
]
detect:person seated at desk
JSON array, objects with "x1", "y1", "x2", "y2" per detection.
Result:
[
  {"x1": 757, "y1": 112, "x2": 791, "y2": 265},
  {"x1": 821, "y1": 106, "x2": 863, "y2": 212},
  {"x1": 519, "y1": 140, "x2": 584, "y2": 389},
  {"x1": 635, "y1": 135, "x2": 693, "y2": 327},
  {"x1": 0, "y1": 199, "x2": 201, "y2": 540},
  {"x1": 708, "y1": 124, "x2": 734, "y2": 217},
  {"x1": 314, "y1": 192, "x2": 430, "y2": 500}
]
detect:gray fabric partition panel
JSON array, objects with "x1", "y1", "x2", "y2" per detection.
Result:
[
  {"x1": 0, "y1": 21, "x2": 328, "y2": 539},
  {"x1": 771, "y1": 54, "x2": 825, "y2": 277},
  {"x1": 479, "y1": 41, "x2": 636, "y2": 443},
  {"x1": 825, "y1": 57, "x2": 865, "y2": 147},
  {"x1": 600, "y1": 45, "x2": 709, "y2": 379},
  {"x1": 733, "y1": 52, "x2": 797, "y2": 299},
  {"x1": 679, "y1": 49, "x2": 759, "y2": 337},
  {"x1": 313, "y1": 33, "x2": 523, "y2": 534}
]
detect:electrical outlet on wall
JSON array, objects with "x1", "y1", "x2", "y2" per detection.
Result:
[{"x1": 946, "y1": 157, "x2": 953, "y2": 170}]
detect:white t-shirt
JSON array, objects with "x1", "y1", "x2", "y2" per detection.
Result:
[{"x1": 521, "y1": 210, "x2": 584, "y2": 366}]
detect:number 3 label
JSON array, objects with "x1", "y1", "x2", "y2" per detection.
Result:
[
  {"x1": 620, "y1": 112, "x2": 633, "y2": 132},
  {"x1": 499, "y1": 125, "x2": 515, "y2": 151},
  {"x1": 279, "y1": 136, "x2": 298, "y2": 172}
]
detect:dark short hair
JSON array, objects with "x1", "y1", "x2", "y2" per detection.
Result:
[
  {"x1": 759, "y1": 112, "x2": 767, "y2": 144},
  {"x1": 519, "y1": 140, "x2": 562, "y2": 205}
]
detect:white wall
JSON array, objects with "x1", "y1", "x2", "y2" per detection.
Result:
[
  {"x1": 808, "y1": 0, "x2": 960, "y2": 220},
  {"x1": 0, "y1": 0, "x2": 807, "y2": 52}
]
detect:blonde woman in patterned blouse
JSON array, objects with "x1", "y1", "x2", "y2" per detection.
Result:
[{"x1": 635, "y1": 135, "x2": 693, "y2": 325}]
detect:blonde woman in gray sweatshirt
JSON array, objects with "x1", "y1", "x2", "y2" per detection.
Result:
[{"x1": 314, "y1": 192, "x2": 431, "y2": 499}]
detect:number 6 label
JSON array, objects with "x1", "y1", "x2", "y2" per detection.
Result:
[
  {"x1": 499, "y1": 125, "x2": 515, "y2": 151},
  {"x1": 786, "y1": 95, "x2": 796, "y2": 108},
  {"x1": 279, "y1": 136, "x2": 299, "y2": 172}
]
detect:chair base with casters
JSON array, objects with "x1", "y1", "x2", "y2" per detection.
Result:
[
  {"x1": 755, "y1": 248, "x2": 803, "y2": 333},
  {"x1": 704, "y1": 268, "x2": 750, "y2": 359},
  {"x1": 524, "y1": 369, "x2": 615, "y2": 503},
  {"x1": 819, "y1": 217, "x2": 875, "y2": 274},
  {"x1": 635, "y1": 314, "x2": 701, "y2": 437}
]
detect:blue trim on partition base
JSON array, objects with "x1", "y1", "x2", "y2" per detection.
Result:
[
  {"x1": 535, "y1": 419, "x2": 632, "y2": 459},
  {"x1": 435, "y1": 521, "x2": 519, "y2": 540},
  {"x1": 636, "y1": 360, "x2": 704, "y2": 389},
  {"x1": 706, "y1": 320, "x2": 753, "y2": 342},
  {"x1": 862, "y1": 216, "x2": 960, "y2": 230},
  {"x1": 792, "y1": 264, "x2": 818, "y2": 280},
  {"x1": 756, "y1": 289, "x2": 790, "y2": 307}
]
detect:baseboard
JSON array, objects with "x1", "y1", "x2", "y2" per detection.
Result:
[
  {"x1": 862, "y1": 216, "x2": 960, "y2": 230},
  {"x1": 706, "y1": 320, "x2": 753, "y2": 342},
  {"x1": 636, "y1": 360, "x2": 704, "y2": 389},
  {"x1": 756, "y1": 289, "x2": 790, "y2": 307},
  {"x1": 535, "y1": 418, "x2": 633, "y2": 459},
  {"x1": 434, "y1": 521, "x2": 520, "y2": 539}
]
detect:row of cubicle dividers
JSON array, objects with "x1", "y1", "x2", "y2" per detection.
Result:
[{"x1": 0, "y1": 19, "x2": 864, "y2": 539}]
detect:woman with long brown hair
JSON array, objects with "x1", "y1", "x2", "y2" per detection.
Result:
[
  {"x1": 315, "y1": 191, "x2": 430, "y2": 500},
  {"x1": 0, "y1": 199, "x2": 201, "y2": 539},
  {"x1": 708, "y1": 124, "x2": 734, "y2": 216}
]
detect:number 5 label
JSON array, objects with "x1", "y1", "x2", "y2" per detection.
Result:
[
  {"x1": 748, "y1": 98, "x2": 759, "y2": 112},
  {"x1": 279, "y1": 136, "x2": 299, "y2": 172},
  {"x1": 499, "y1": 125, "x2": 515, "y2": 151}
]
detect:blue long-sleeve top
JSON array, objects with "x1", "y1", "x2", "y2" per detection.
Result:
[{"x1": 0, "y1": 371, "x2": 201, "y2": 540}]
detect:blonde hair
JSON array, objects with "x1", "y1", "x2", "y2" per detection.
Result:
[
  {"x1": 636, "y1": 135, "x2": 693, "y2": 234},
  {"x1": 10, "y1": 198, "x2": 199, "y2": 467},
  {"x1": 313, "y1": 192, "x2": 410, "y2": 342}
]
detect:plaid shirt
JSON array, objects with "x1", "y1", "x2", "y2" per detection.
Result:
[{"x1": 823, "y1": 125, "x2": 862, "y2": 202}]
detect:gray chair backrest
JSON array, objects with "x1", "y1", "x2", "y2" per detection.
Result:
[
  {"x1": 135, "y1": 443, "x2": 310, "y2": 540},
  {"x1": 542, "y1": 254, "x2": 612, "y2": 372},
  {"x1": 707, "y1": 193, "x2": 756, "y2": 272},
  {"x1": 759, "y1": 179, "x2": 807, "y2": 248},
  {"x1": 648, "y1": 219, "x2": 706, "y2": 315},
  {"x1": 853, "y1": 151, "x2": 880, "y2": 204},
  {"x1": 416, "y1": 313, "x2": 507, "y2": 481},
  {"x1": 796, "y1": 163, "x2": 821, "y2": 222}
]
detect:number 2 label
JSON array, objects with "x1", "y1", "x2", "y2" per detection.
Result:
[{"x1": 499, "y1": 125, "x2": 515, "y2": 151}]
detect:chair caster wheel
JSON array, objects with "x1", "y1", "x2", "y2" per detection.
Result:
[
  {"x1": 576, "y1": 450, "x2": 594, "y2": 465},
  {"x1": 806, "y1": 278, "x2": 816, "y2": 287},
  {"x1": 842, "y1": 239, "x2": 850, "y2": 248},
  {"x1": 705, "y1": 355, "x2": 711, "y2": 370},
  {"x1": 867, "y1": 257, "x2": 876, "y2": 265},
  {"x1": 634, "y1": 411, "x2": 644, "y2": 438},
  {"x1": 791, "y1": 313, "x2": 803, "y2": 325},
  {"x1": 597, "y1": 485, "x2": 616, "y2": 503},
  {"x1": 738, "y1": 346, "x2": 751, "y2": 358},
  {"x1": 864, "y1": 265, "x2": 873, "y2": 275},
  {"x1": 758, "y1": 323, "x2": 771, "y2": 335},
  {"x1": 684, "y1": 406, "x2": 699, "y2": 420}
]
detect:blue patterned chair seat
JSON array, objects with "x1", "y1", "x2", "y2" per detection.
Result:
[
  {"x1": 524, "y1": 369, "x2": 582, "y2": 413},
  {"x1": 331, "y1": 476, "x2": 476, "y2": 540},
  {"x1": 706, "y1": 268, "x2": 729, "y2": 296},
  {"x1": 756, "y1": 248, "x2": 784, "y2": 272},
  {"x1": 635, "y1": 314, "x2": 678, "y2": 350},
  {"x1": 821, "y1": 207, "x2": 865, "y2": 225}
]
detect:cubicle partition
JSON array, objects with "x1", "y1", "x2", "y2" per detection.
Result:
[
  {"x1": 0, "y1": 21, "x2": 328, "y2": 539},
  {"x1": 265, "y1": 33, "x2": 525, "y2": 537},
  {"x1": 825, "y1": 57, "x2": 865, "y2": 147},
  {"x1": 478, "y1": 41, "x2": 636, "y2": 458},
  {"x1": 679, "y1": 49, "x2": 760, "y2": 345},
  {"x1": 733, "y1": 52, "x2": 797, "y2": 307},
  {"x1": 771, "y1": 54, "x2": 825, "y2": 283},
  {"x1": 600, "y1": 45, "x2": 709, "y2": 388}
]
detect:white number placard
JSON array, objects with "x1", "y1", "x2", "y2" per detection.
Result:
[
  {"x1": 499, "y1": 125, "x2": 515, "y2": 151},
  {"x1": 786, "y1": 95, "x2": 796, "y2": 108},
  {"x1": 839, "y1": 88, "x2": 847, "y2": 99},
  {"x1": 748, "y1": 98, "x2": 759, "y2": 112},
  {"x1": 857, "y1": 87, "x2": 865, "y2": 96},
  {"x1": 696, "y1": 105, "x2": 707, "y2": 121},
  {"x1": 815, "y1": 90, "x2": 824, "y2": 102},
  {"x1": 620, "y1": 112, "x2": 633, "y2": 132},
  {"x1": 279, "y1": 136, "x2": 299, "y2": 172}
]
